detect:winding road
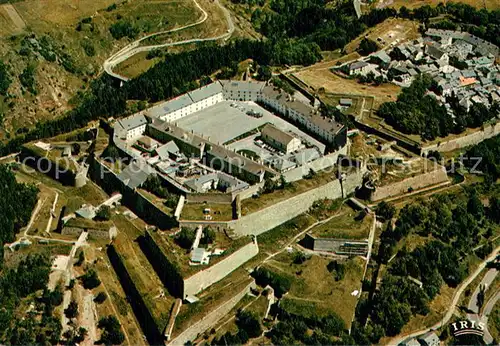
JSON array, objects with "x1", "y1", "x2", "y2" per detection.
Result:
[
  {"x1": 466, "y1": 267, "x2": 499, "y2": 344},
  {"x1": 103, "y1": 0, "x2": 235, "y2": 81},
  {"x1": 389, "y1": 246, "x2": 500, "y2": 345}
]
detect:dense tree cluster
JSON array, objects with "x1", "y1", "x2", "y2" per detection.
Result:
[
  {"x1": 376, "y1": 200, "x2": 396, "y2": 220},
  {"x1": 0, "y1": 254, "x2": 61, "y2": 344},
  {"x1": 98, "y1": 315, "x2": 125, "y2": 345},
  {"x1": 378, "y1": 74, "x2": 499, "y2": 140},
  {"x1": 252, "y1": 267, "x2": 292, "y2": 298},
  {"x1": 268, "y1": 307, "x2": 351, "y2": 345},
  {"x1": 175, "y1": 228, "x2": 196, "y2": 249},
  {"x1": 19, "y1": 64, "x2": 37, "y2": 95},
  {"x1": 251, "y1": 0, "x2": 396, "y2": 51},
  {"x1": 357, "y1": 189, "x2": 499, "y2": 342},
  {"x1": 109, "y1": 20, "x2": 140, "y2": 40},
  {"x1": 358, "y1": 38, "x2": 379, "y2": 56},
  {"x1": 464, "y1": 135, "x2": 500, "y2": 183},
  {"x1": 0, "y1": 61, "x2": 10, "y2": 95},
  {"x1": 79, "y1": 269, "x2": 101, "y2": 289},
  {"x1": 0, "y1": 165, "x2": 39, "y2": 263},
  {"x1": 326, "y1": 260, "x2": 346, "y2": 281},
  {"x1": 142, "y1": 175, "x2": 179, "y2": 208},
  {"x1": 95, "y1": 205, "x2": 112, "y2": 221}
]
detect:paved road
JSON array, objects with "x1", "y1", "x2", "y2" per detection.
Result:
[
  {"x1": 103, "y1": 0, "x2": 234, "y2": 81},
  {"x1": 482, "y1": 290, "x2": 500, "y2": 344},
  {"x1": 467, "y1": 268, "x2": 499, "y2": 344},
  {"x1": 467, "y1": 268, "x2": 498, "y2": 314},
  {"x1": 389, "y1": 246, "x2": 500, "y2": 345}
]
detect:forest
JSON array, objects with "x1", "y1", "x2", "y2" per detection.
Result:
[
  {"x1": 464, "y1": 134, "x2": 500, "y2": 183},
  {"x1": 0, "y1": 165, "x2": 39, "y2": 262},
  {"x1": 353, "y1": 187, "x2": 499, "y2": 343},
  {"x1": 0, "y1": 165, "x2": 65, "y2": 343}
]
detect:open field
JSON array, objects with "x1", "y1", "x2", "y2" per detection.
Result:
[
  {"x1": 375, "y1": 0, "x2": 500, "y2": 11},
  {"x1": 256, "y1": 214, "x2": 317, "y2": 256},
  {"x1": 321, "y1": 92, "x2": 374, "y2": 118},
  {"x1": 309, "y1": 210, "x2": 373, "y2": 240},
  {"x1": 344, "y1": 18, "x2": 420, "y2": 54},
  {"x1": 265, "y1": 253, "x2": 364, "y2": 328},
  {"x1": 114, "y1": 51, "x2": 160, "y2": 79},
  {"x1": 0, "y1": 4, "x2": 25, "y2": 36},
  {"x1": 181, "y1": 202, "x2": 233, "y2": 221},
  {"x1": 294, "y1": 69, "x2": 401, "y2": 110},
  {"x1": 13, "y1": 0, "x2": 200, "y2": 34}
]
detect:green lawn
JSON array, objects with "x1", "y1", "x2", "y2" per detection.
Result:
[
  {"x1": 309, "y1": 211, "x2": 373, "y2": 240},
  {"x1": 263, "y1": 253, "x2": 364, "y2": 328},
  {"x1": 180, "y1": 202, "x2": 234, "y2": 221}
]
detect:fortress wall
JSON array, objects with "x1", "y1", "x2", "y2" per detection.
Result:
[
  {"x1": 230, "y1": 169, "x2": 365, "y2": 236},
  {"x1": 178, "y1": 220, "x2": 230, "y2": 232},
  {"x1": 370, "y1": 166, "x2": 449, "y2": 201},
  {"x1": 168, "y1": 280, "x2": 256, "y2": 346},
  {"x1": 183, "y1": 240, "x2": 259, "y2": 297},
  {"x1": 421, "y1": 122, "x2": 500, "y2": 155}
]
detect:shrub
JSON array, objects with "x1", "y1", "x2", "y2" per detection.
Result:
[
  {"x1": 79, "y1": 269, "x2": 101, "y2": 289},
  {"x1": 94, "y1": 292, "x2": 107, "y2": 304}
]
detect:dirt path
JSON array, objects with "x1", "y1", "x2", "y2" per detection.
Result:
[{"x1": 77, "y1": 284, "x2": 99, "y2": 346}]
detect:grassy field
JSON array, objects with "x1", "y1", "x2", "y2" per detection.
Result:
[
  {"x1": 181, "y1": 202, "x2": 234, "y2": 221},
  {"x1": 295, "y1": 68, "x2": 401, "y2": 110},
  {"x1": 309, "y1": 210, "x2": 373, "y2": 240},
  {"x1": 265, "y1": 253, "x2": 364, "y2": 328},
  {"x1": 321, "y1": 92, "x2": 373, "y2": 117},
  {"x1": 344, "y1": 18, "x2": 420, "y2": 54}
]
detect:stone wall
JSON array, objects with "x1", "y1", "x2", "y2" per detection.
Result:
[
  {"x1": 183, "y1": 239, "x2": 259, "y2": 297},
  {"x1": 168, "y1": 280, "x2": 256, "y2": 345},
  {"x1": 229, "y1": 169, "x2": 365, "y2": 236},
  {"x1": 178, "y1": 220, "x2": 230, "y2": 232},
  {"x1": 107, "y1": 245, "x2": 165, "y2": 345},
  {"x1": 370, "y1": 166, "x2": 449, "y2": 201},
  {"x1": 420, "y1": 121, "x2": 500, "y2": 155}
]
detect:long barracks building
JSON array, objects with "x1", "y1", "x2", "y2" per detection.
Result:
[{"x1": 142, "y1": 80, "x2": 347, "y2": 151}]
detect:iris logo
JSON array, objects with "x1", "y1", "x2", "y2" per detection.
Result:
[{"x1": 450, "y1": 320, "x2": 485, "y2": 337}]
